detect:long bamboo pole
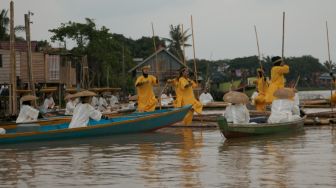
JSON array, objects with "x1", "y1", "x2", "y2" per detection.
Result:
[
  {"x1": 10, "y1": 1, "x2": 17, "y2": 115},
  {"x1": 25, "y1": 13, "x2": 37, "y2": 106},
  {"x1": 151, "y1": 22, "x2": 161, "y2": 109},
  {"x1": 190, "y1": 15, "x2": 198, "y2": 83},
  {"x1": 181, "y1": 24, "x2": 186, "y2": 65},
  {"x1": 282, "y1": 12, "x2": 285, "y2": 59},
  {"x1": 326, "y1": 21, "x2": 333, "y2": 113},
  {"x1": 254, "y1": 25, "x2": 263, "y2": 70}
]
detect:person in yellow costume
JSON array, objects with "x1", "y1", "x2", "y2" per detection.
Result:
[
  {"x1": 167, "y1": 75, "x2": 182, "y2": 108},
  {"x1": 254, "y1": 68, "x2": 268, "y2": 111},
  {"x1": 330, "y1": 73, "x2": 336, "y2": 104},
  {"x1": 178, "y1": 68, "x2": 203, "y2": 125},
  {"x1": 135, "y1": 65, "x2": 158, "y2": 112},
  {"x1": 265, "y1": 56, "x2": 289, "y2": 104}
]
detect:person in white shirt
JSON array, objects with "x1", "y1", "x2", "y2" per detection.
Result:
[
  {"x1": 64, "y1": 94, "x2": 76, "y2": 115},
  {"x1": 223, "y1": 91, "x2": 250, "y2": 124},
  {"x1": 109, "y1": 94, "x2": 119, "y2": 106},
  {"x1": 68, "y1": 91, "x2": 102, "y2": 129},
  {"x1": 160, "y1": 92, "x2": 173, "y2": 106},
  {"x1": 16, "y1": 95, "x2": 39, "y2": 123},
  {"x1": 91, "y1": 95, "x2": 99, "y2": 109},
  {"x1": 199, "y1": 88, "x2": 214, "y2": 105},
  {"x1": 268, "y1": 88, "x2": 300, "y2": 123},
  {"x1": 98, "y1": 94, "x2": 109, "y2": 112},
  {"x1": 42, "y1": 92, "x2": 55, "y2": 113}
]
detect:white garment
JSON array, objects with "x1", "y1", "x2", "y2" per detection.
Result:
[
  {"x1": 43, "y1": 97, "x2": 55, "y2": 112},
  {"x1": 160, "y1": 94, "x2": 173, "y2": 106},
  {"x1": 268, "y1": 99, "x2": 300, "y2": 123},
  {"x1": 65, "y1": 101, "x2": 76, "y2": 115},
  {"x1": 0, "y1": 128, "x2": 5, "y2": 134},
  {"x1": 16, "y1": 105, "x2": 39, "y2": 123},
  {"x1": 109, "y1": 95, "x2": 119, "y2": 106},
  {"x1": 0, "y1": 85, "x2": 4, "y2": 95},
  {"x1": 199, "y1": 92, "x2": 214, "y2": 105},
  {"x1": 68, "y1": 103, "x2": 102, "y2": 128},
  {"x1": 294, "y1": 93, "x2": 300, "y2": 107},
  {"x1": 250, "y1": 91, "x2": 259, "y2": 105},
  {"x1": 91, "y1": 96, "x2": 99, "y2": 109},
  {"x1": 224, "y1": 104, "x2": 250, "y2": 124},
  {"x1": 98, "y1": 97, "x2": 108, "y2": 112}
]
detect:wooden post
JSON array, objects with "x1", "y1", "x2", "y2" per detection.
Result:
[
  {"x1": 25, "y1": 13, "x2": 36, "y2": 98},
  {"x1": 10, "y1": 1, "x2": 17, "y2": 115},
  {"x1": 282, "y1": 12, "x2": 285, "y2": 59},
  {"x1": 326, "y1": 21, "x2": 333, "y2": 113},
  {"x1": 190, "y1": 15, "x2": 198, "y2": 83},
  {"x1": 151, "y1": 22, "x2": 161, "y2": 109}
]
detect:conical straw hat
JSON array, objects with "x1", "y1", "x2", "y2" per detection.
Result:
[
  {"x1": 273, "y1": 87, "x2": 295, "y2": 99},
  {"x1": 20, "y1": 95, "x2": 37, "y2": 102},
  {"x1": 64, "y1": 93, "x2": 74, "y2": 100},
  {"x1": 73, "y1": 90, "x2": 97, "y2": 98},
  {"x1": 223, "y1": 91, "x2": 249, "y2": 104}
]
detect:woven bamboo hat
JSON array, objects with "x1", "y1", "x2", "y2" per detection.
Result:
[
  {"x1": 273, "y1": 87, "x2": 295, "y2": 99},
  {"x1": 223, "y1": 91, "x2": 249, "y2": 104},
  {"x1": 20, "y1": 95, "x2": 37, "y2": 102},
  {"x1": 64, "y1": 93, "x2": 74, "y2": 100},
  {"x1": 73, "y1": 90, "x2": 97, "y2": 98}
]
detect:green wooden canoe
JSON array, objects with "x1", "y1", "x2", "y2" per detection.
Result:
[{"x1": 217, "y1": 115, "x2": 306, "y2": 139}]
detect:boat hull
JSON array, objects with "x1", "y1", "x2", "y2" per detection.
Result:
[
  {"x1": 0, "y1": 106, "x2": 191, "y2": 144},
  {"x1": 217, "y1": 116, "x2": 305, "y2": 139}
]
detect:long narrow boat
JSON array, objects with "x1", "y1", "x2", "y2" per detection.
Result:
[
  {"x1": 0, "y1": 105, "x2": 191, "y2": 144},
  {"x1": 217, "y1": 115, "x2": 306, "y2": 139}
]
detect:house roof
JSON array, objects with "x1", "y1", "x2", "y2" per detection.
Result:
[
  {"x1": 128, "y1": 48, "x2": 189, "y2": 73},
  {"x1": 0, "y1": 41, "x2": 38, "y2": 52}
]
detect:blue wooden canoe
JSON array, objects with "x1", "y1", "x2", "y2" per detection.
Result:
[{"x1": 0, "y1": 105, "x2": 191, "y2": 144}]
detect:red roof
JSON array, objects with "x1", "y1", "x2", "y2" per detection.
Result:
[{"x1": 0, "y1": 41, "x2": 38, "y2": 52}]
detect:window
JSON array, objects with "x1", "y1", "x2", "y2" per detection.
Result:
[
  {"x1": 0, "y1": 54, "x2": 2, "y2": 68},
  {"x1": 48, "y1": 55, "x2": 60, "y2": 80}
]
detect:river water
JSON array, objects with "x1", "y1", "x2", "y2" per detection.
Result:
[{"x1": 1, "y1": 127, "x2": 336, "y2": 188}]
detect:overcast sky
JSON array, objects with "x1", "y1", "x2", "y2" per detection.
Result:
[{"x1": 3, "y1": 0, "x2": 336, "y2": 62}]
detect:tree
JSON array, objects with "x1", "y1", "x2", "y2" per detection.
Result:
[
  {"x1": 163, "y1": 24, "x2": 191, "y2": 61},
  {"x1": 0, "y1": 9, "x2": 9, "y2": 40}
]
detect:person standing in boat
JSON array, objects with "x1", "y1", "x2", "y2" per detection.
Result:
[
  {"x1": 178, "y1": 67, "x2": 203, "y2": 125},
  {"x1": 254, "y1": 68, "x2": 269, "y2": 111},
  {"x1": 68, "y1": 91, "x2": 102, "y2": 128},
  {"x1": 265, "y1": 56, "x2": 289, "y2": 104},
  {"x1": 135, "y1": 65, "x2": 158, "y2": 112},
  {"x1": 223, "y1": 91, "x2": 250, "y2": 124},
  {"x1": 268, "y1": 88, "x2": 300, "y2": 123},
  {"x1": 16, "y1": 95, "x2": 40, "y2": 123},
  {"x1": 64, "y1": 93, "x2": 76, "y2": 115},
  {"x1": 167, "y1": 75, "x2": 182, "y2": 108}
]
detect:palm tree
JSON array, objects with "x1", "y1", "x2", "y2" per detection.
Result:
[{"x1": 163, "y1": 24, "x2": 191, "y2": 62}]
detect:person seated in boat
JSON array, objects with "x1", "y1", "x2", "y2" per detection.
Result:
[
  {"x1": 91, "y1": 92, "x2": 100, "y2": 110},
  {"x1": 265, "y1": 56, "x2": 289, "y2": 105},
  {"x1": 97, "y1": 93, "x2": 109, "y2": 112},
  {"x1": 223, "y1": 91, "x2": 250, "y2": 124},
  {"x1": 268, "y1": 88, "x2": 301, "y2": 123},
  {"x1": 199, "y1": 88, "x2": 214, "y2": 105},
  {"x1": 178, "y1": 67, "x2": 203, "y2": 125},
  {"x1": 64, "y1": 93, "x2": 76, "y2": 115},
  {"x1": 160, "y1": 87, "x2": 174, "y2": 106},
  {"x1": 135, "y1": 65, "x2": 158, "y2": 112},
  {"x1": 0, "y1": 128, "x2": 5, "y2": 134},
  {"x1": 68, "y1": 91, "x2": 102, "y2": 128},
  {"x1": 16, "y1": 95, "x2": 39, "y2": 123},
  {"x1": 41, "y1": 92, "x2": 55, "y2": 113},
  {"x1": 254, "y1": 68, "x2": 269, "y2": 112},
  {"x1": 108, "y1": 94, "x2": 119, "y2": 106}
]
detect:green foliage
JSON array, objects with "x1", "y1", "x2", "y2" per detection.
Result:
[{"x1": 163, "y1": 24, "x2": 191, "y2": 61}]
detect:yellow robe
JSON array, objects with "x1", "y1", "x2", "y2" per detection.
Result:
[
  {"x1": 135, "y1": 75, "x2": 158, "y2": 112},
  {"x1": 265, "y1": 65, "x2": 289, "y2": 104},
  {"x1": 331, "y1": 81, "x2": 336, "y2": 104},
  {"x1": 171, "y1": 78, "x2": 183, "y2": 108},
  {"x1": 179, "y1": 77, "x2": 203, "y2": 125},
  {"x1": 255, "y1": 77, "x2": 268, "y2": 111}
]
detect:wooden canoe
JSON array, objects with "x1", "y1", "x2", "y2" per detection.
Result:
[
  {"x1": 0, "y1": 105, "x2": 191, "y2": 144},
  {"x1": 217, "y1": 115, "x2": 306, "y2": 139}
]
